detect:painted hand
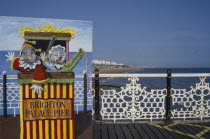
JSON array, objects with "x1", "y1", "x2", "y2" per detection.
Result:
[
  {"x1": 5, "y1": 51, "x2": 14, "y2": 61},
  {"x1": 30, "y1": 84, "x2": 44, "y2": 94},
  {"x1": 40, "y1": 52, "x2": 48, "y2": 61}
]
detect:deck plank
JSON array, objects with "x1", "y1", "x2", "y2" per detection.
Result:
[
  {"x1": 165, "y1": 124, "x2": 188, "y2": 139},
  {"x1": 201, "y1": 122, "x2": 210, "y2": 138},
  {"x1": 189, "y1": 123, "x2": 206, "y2": 138},
  {"x1": 195, "y1": 122, "x2": 210, "y2": 138},
  {"x1": 134, "y1": 124, "x2": 150, "y2": 139},
  {"x1": 141, "y1": 123, "x2": 158, "y2": 139},
  {"x1": 172, "y1": 124, "x2": 193, "y2": 139},
  {"x1": 127, "y1": 124, "x2": 142, "y2": 139},
  {"x1": 107, "y1": 124, "x2": 117, "y2": 139},
  {"x1": 93, "y1": 122, "x2": 210, "y2": 139},
  {"x1": 202, "y1": 122, "x2": 210, "y2": 127},
  {"x1": 94, "y1": 124, "x2": 101, "y2": 139},
  {"x1": 120, "y1": 124, "x2": 134, "y2": 139},
  {"x1": 101, "y1": 124, "x2": 109, "y2": 139},
  {"x1": 113, "y1": 124, "x2": 126, "y2": 139},
  {"x1": 180, "y1": 124, "x2": 201, "y2": 138},
  {"x1": 157, "y1": 124, "x2": 174, "y2": 139},
  {"x1": 146, "y1": 124, "x2": 167, "y2": 139}
]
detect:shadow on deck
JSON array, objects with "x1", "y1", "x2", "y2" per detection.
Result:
[
  {"x1": 93, "y1": 122, "x2": 210, "y2": 139},
  {"x1": 0, "y1": 110, "x2": 92, "y2": 139}
]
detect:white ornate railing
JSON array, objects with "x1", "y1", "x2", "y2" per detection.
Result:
[
  {"x1": 94, "y1": 73, "x2": 210, "y2": 122},
  {"x1": 171, "y1": 77, "x2": 210, "y2": 121},
  {"x1": 0, "y1": 74, "x2": 92, "y2": 116}
]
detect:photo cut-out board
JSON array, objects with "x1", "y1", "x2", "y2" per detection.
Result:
[{"x1": 0, "y1": 16, "x2": 92, "y2": 139}]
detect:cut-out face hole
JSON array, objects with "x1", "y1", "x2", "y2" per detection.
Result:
[
  {"x1": 21, "y1": 47, "x2": 36, "y2": 63},
  {"x1": 48, "y1": 45, "x2": 66, "y2": 64}
]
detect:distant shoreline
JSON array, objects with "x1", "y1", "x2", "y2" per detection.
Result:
[
  {"x1": 93, "y1": 66, "x2": 143, "y2": 74},
  {"x1": 143, "y1": 67, "x2": 210, "y2": 69}
]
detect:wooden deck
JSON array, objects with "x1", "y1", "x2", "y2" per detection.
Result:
[
  {"x1": 0, "y1": 111, "x2": 92, "y2": 139},
  {"x1": 93, "y1": 122, "x2": 210, "y2": 139}
]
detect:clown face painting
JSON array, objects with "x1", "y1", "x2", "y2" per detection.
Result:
[{"x1": 5, "y1": 42, "x2": 49, "y2": 93}]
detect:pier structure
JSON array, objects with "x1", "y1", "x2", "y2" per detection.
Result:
[
  {"x1": 93, "y1": 70, "x2": 210, "y2": 138},
  {"x1": 1, "y1": 70, "x2": 210, "y2": 138}
]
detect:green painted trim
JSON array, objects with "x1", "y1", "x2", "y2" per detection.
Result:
[
  {"x1": 48, "y1": 79, "x2": 75, "y2": 83},
  {"x1": 18, "y1": 79, "x2": 32, "y2": 84},
  {"x1": 24, "y1": 36, "x2": 71, "y2": 41},
  {"x1": 18, "y1": 79, "x2": 74, "y2": 84}
]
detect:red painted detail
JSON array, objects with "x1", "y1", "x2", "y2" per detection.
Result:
[
  {"x1": 66, "y1": 83, "x2": 70, "y2": 139},
  {"x1": 60, "y1": 83, "x2": 63, "y2": 139},
  {"x1": 32, "y1": 65, "x2": 48, "y2": 82},
  {"x1": 54, "y1": 120, "x2": 57, "y2": 139},
  {"x1": 72, "y1": 84, "x2": 76, "y2": 139},
  {"x1": 66, "y1": 41, "x2": 69, "y2": 62},
  {"x1": 35, "y1": 91, "x2": 40, "y2": 139},
  {"x1": 22, "y1": 85, "x2": 26, "y2": 139},
  {"x1": 42, "y1": 121, "x2": 45, "y2": 139},
  {"x1": 48, "y1": 84, "x2": 52, "y2": 139},
  {"x1": 36, "y1": 120, "x2": 39, "y2": 139},
  {"x1": 42, "y1": 85, "x2": 46, "y2": 139},
  {"x1": 54, "y1": 83, "x2": 58, "y2": 139},
  {"x1": 29, "y1": 84, "x2": 33, "y2": 139},
  {"x1": 13, "y1": 58, "x2": 35, "y2": 72}
]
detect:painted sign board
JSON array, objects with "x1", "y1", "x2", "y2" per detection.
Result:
[
  {"x1": 19, "y1": 72, "x2": 75, "y2": 139},
  {"x1": 23, "y1": 98, "x2": 72, "y2": 121}
]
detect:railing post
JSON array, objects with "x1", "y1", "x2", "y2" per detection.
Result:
[
  {"x1": 94, "y1": 69, "x2": 100, "y2": 120},
  {"x1": 165, "y1": 69, "x2": 172, "y2": 123},
  {"x1": 83, "y1": 70, "x2": 87, "y2": 112},
  {"x1": 2, "y1": 71, "x2": 7, "y2": 118}
]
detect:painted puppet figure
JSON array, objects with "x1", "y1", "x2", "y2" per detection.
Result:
[
  {"x1": 6, "y1": 42, "x2": 49, "y2": 93},
  {"x1": 6, "y1": 42, "x2": 85, "y2": 93},
  {"x1": 40, "y1": 46, "x2": 84, "y2": 72}
]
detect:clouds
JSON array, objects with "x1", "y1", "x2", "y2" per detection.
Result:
[{"x1": 0, "y1": 16, "x2": 92, "y2": 52}]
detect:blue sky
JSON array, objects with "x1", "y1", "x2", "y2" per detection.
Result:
[{"x1": 0, "y1": 0, "x2": 210, "y2": 67}]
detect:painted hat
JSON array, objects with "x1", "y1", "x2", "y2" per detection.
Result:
[
  {"x1": 19, "y1": 41, "x2": 41, "y2": 57},
  {"x1": 32, "y1": 65, "x2": 49, "y2": 84}
]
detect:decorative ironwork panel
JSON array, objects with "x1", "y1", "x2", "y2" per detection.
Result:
[
  {"x1": 0, "y1": 82, "x2": 19, "y2": 102},
  {"x1": 75, "y1": 81, "x2": 85, "y2": 99},
  {"x1": 0, "y1": 81, "x2": 20, "y2": 116},
  {"x1": 100, "y1": 77, "x2": 166, "y2": 122},
  {"x1": 74, "y1": 80, "x2": 92, "y2": 113},
  {"x1": 171, "y1": 77, "x2": 210, "y2": 120}
]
